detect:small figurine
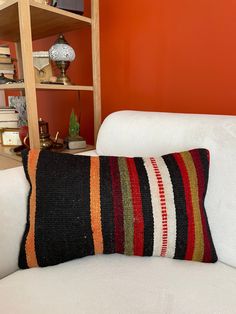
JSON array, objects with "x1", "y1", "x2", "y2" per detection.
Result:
[
  {"x1": 69, "y1": 109, "x2": 80, "y2": 138},
  {"x1": 67, "y1": 109, "x2": 86, "y2": 149}
]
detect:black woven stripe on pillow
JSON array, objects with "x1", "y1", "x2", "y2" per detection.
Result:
[
  {"x1": 100, "y1": 156, "x2": 115, "y2": 254},
  {"x1": 163, "y1": 154, "x2": 188, "y2": 260},
  {"x1": 35, "y1": 151, "x2": 94, "y2": 266},
  {"x1": 134, "y1": 158, "x2": 154, "y2": 256}
]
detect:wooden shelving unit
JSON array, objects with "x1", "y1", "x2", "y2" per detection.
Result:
[
  {"x1": 0, "y1": 83, "x2": 94, "y2": 91},
  {"x1": 0, "y1": 0, "x2": 101, "y2": 149},
  {"x1": 36, "y1": 84, "x2": 94, "y2": 91},
  {"x1": 0, "y1": 0, "x2": 92, "y2": 42}
]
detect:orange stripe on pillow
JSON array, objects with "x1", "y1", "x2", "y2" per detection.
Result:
[
  {"x1": 25, "y1": 149, "x2": 40, "y2": 268},
  {"x1": 90, "y1": 157, "x2": 103, "y2": 254}
]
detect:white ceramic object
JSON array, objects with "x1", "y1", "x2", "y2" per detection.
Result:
[{"x1": 49, "y1": 43, "x2": 75, "y2": 62}]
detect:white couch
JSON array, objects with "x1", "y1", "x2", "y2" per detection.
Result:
[{"x1": 0, "y1": 110, "x2": 236, "y2": 314}]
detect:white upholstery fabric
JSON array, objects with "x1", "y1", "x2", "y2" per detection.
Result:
[
  {"x1": 0, "y1": 167, "x2": 28, "y2": 279},
  {"x1": 0, "y1": 255, "x2": 235, "y2": 314},
  {"x1": 97, "y1": 110, "x2": 236, "y2": 268},
  {"x1": 0, "y1": 112, "x2": 235, "y2": 313},
  {"x1": 0, "y1": 150, "x2": 98, "y2": 279}
]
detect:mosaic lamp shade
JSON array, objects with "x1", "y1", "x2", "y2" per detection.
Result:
[{"x1": 48, "y1": 34, "x2": 75, "y2": 85}]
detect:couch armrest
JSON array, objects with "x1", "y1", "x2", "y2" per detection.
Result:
[
  {"x1": 0, "y1": 150, "x2": 98, "y2": 279},
  {"x1": 0, "y1": 166, "x2": 28, "y2": 279}
]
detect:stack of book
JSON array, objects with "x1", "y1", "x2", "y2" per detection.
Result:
[
  {"x1": 0, "y1": 45, "x2": 14, "y2": 80},
  {"x1": 0, "y1": 107, "x2": 18, "y2": 128}
]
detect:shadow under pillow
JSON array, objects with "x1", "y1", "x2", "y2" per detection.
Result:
[{"x1": 19, "y1": 148, "x2": 217, "y2": 268}]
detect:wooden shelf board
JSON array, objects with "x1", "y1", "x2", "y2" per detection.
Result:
[
  {"x1": 0, "y1": 0, "x2": 18, "y2": 10},
  {"x1": 30, "y1": 1, "x2": 91, "y2": 40},
  {"x1": 0, "y1": 1, "x2": 19, "y2": 42},
  {"x1": 0, "y1": 145, "x2": 22, "y2": 162},
  {"x1": 0, "y1": 83, "x2": 25, "y2": 90},
  {"x1": 0, "y1": 0, "x2": 91, "y2": 42},
  {"x1": 36, "y1": 84, "x2": 94, "y2": 91},
  {"x1": 0, "y1": 144, "x2": 22, "y2": 170},
  {"x1": 0, "y1": 154, "x2": 22, "y2": 170},
  {"x1": 61, "y1": 144, "x2": 95, "y2": 155},
  {"x1": 0, "y1": 144, "x2": 96, "y2": 170},
  {"x1": 0, "y1": 83, "x2": 93, "y2": 91}
]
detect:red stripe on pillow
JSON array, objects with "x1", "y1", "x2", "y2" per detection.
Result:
[
  {"x1": 127, "y1": 158, "x2": 144, "y2": 256},
  {"x1": 109, "y1": 157, "x2": 124, "y2": 254}
]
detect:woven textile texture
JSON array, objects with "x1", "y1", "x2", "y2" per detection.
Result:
[{"x1": 19, "y1": 148, "x2": 217, "y2": 268}]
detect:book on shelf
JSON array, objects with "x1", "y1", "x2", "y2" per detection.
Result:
[
  {"x1": 0, "y1": 121, "x2": 18, "y2": 128},
  {"x1": 0, "y1": 63, "x2": 14, "y2": 71},
  {"x1": 3, "y1": 73, "x2": 14, "y2": 80},
  {"x1": 0, "y1": 45, "x2": 15, "y2": 79},
  {"x1": 0, "y1": 69, "x2": 14, "y2": 74},
  {"x1": 0, "y1": 56, "x2": 11, "y2": 64},
  {"x1": 0, "y1": 107, "x2": 16, "y2": 113},
  {"x1": 0, "y1": 107, "x2": 19, "y2": 129},
  {"x1": 0, "y1": 70, "x2": 15, "y2": 80},
  {"x1": 0, "y1": 46, "x2": 10, "y2": 56},
  {"x1": 0, "y1": 112, "x2": 18, "y2": 121}
]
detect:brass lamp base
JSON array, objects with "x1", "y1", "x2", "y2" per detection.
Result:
[
  {"x1": 56, "y1": 74, "x2": 72, "y2": 85},
  {"x1": 55, "y1": 60, "x2": 72, "y2": 85}
]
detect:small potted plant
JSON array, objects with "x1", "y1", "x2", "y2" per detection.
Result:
[{"x1": 67, "y1": 109, "x2": 86, "y2": 149}]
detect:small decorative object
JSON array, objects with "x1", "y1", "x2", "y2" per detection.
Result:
[
  {"x1": 22, "y1": 118, "x2": 54, "y2": 150},
  {"x1": 49, "y1": 34, "x2": 75, "y2": 85},
  {"x1": 19, "y1": 125, "x2": 28, "y2": 145},
  {"x1": 0, "y1": 73, "x2": 15, "y2": 84},
  {"x1": 38, "y1": 118, "x2": 54, "y2": 150},
  {"x1": 0, "y1": 74, "x2": 23, "y2": 85},
  {"x1": 52, "y1": 131, "x2": 64, "y2": 150},
  {"x1": 67, "y1": 109, "x2": 86, "y2": 149},
  {"x1": 0, "y1": 128, "x2": 21, "y2": 146},
  {"x1": 51, "y1": 0, "x2": 84, "y2": 15},
  {"x1": 8, "y1": 96, "x2": 27, "y2": 127},
  {"x1": 33, "y1": 51, "x2": 53, "y2": 83}
]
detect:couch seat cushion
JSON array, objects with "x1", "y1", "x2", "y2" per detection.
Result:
[{"x1": 0, "y1": 255, "x2": 235, "y2": 314}]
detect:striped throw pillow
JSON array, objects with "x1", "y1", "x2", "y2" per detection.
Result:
[{"x1": 19, "y1": 148, "x2": 217, "y2": 268}]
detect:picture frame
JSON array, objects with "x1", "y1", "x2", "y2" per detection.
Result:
[
  {"x1": 8, "y1": 96, "x2": 27, "y2": 127},
  {"x1": 0, "y1": 128, "x2": 21, "y2": 146}
]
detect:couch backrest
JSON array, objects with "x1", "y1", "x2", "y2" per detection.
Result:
[{"x1": 96, "y1": 110, "x2": 236, "y2": 267}]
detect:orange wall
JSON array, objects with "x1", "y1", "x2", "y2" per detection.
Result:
[{"x1": 100, "y1": 0, "x2": 236, "y2": 118}]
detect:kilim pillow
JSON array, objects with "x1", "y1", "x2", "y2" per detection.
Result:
[{"x1": 19, "y1": 148, "x2": 217, "y2": 269}]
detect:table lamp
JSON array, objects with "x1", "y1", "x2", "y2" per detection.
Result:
[{"x1": 49, "y1": 34, "x2": 75, "y2": 85}]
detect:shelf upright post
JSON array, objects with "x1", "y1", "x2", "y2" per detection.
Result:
[
  {"x1": 91, "y1": 0, "x2": 101, "y2": 142},
  {"x1": 18, "y1": 0, "x2": 40, "y2": 149},
  {"x1": 15, "y1": 42, "x2": 25, "y2": 98},
  {"x1": 15, "y1": 42, "x2": 24, "y2": 80}
]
